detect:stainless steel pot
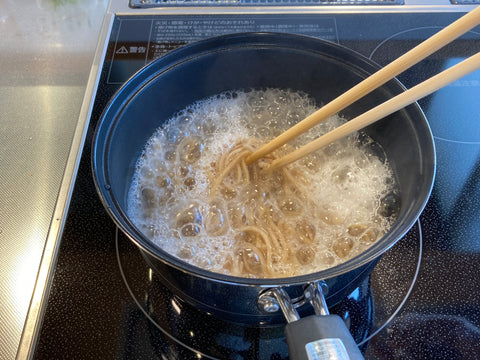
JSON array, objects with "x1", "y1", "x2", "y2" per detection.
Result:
[{"x1": 92, "y1": 32, "x2": 435, "y2": 359}]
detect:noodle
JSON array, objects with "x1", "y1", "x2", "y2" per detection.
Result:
[
  {"x1": 127, "y1": 88, "x2": 400, "y2": 279},
  {"x1": 205, "y1": 138, "x2": 312, "y2": 276}
]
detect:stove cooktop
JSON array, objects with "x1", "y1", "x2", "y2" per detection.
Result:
[
  {"x1": 128, "y1": 0, "x2": 406, "y2": 7},
  {"x1": 31, "y1": 9, "x2": 480, "y2": 360}
]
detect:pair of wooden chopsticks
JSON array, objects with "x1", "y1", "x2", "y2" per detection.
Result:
[{"x1": 245, "y1": 6, "x2": 480, "y2": 170}]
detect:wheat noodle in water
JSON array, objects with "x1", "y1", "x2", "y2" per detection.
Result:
[
  {"x1": 207, "y1": 138, "x2": 307, "y2": 277},
  {"x1": 128, "y1": 89, "x2": 398, "y2": 279}
]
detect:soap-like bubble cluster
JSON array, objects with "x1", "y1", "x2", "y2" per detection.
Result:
[{"x1": 127, "y1": 89, "x2": 399, "y2": 278}]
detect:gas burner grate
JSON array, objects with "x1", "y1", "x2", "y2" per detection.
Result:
[{"x1": 130, "y1": 0, "x2": 403, "y2": 7}]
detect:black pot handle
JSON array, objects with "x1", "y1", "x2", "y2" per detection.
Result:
[
  {"x1": 285, "y1": 314, "x2": 364, "y2": 360},
  {"x1": 259, "y1": 282, "x2": 364, "y2": 360}
]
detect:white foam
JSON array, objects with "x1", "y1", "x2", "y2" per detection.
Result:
[{"x1": 127, "y1": 89, "x2": 398, "y2": 278}]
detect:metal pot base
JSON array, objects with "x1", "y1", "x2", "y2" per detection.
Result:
[{"x1": 116, "y1": 220, "x2": 422, "y2": 359}]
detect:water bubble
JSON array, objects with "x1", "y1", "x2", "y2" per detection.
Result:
[
  {"x1": 333, "y1": 237, "x2": 354, "y2": 258},
  {"x1": 166, "y1": 128, "x2": 182, "y2": 144},
  {"x1": 240, "y1": 248, "x2": 263, "y2": 275},
  {"x1": 178, "y1": 246, "x2": 196, "y2": 259},
  {"x1": 317, "y1": 250, "x2": 336, "y2": 267},
  {"x1": 184, "y1": 177, "x2": 196, "y2": 190},
  {"x1": 256, "y1": 126, "x2": 271, "y2": 138},
  {"x1": 140, "y1": 166, "x2": 155, "y2": 179},
  {"x1": 205, "y1": 201, "x2": 228, "y2": 236},
  {"x1": 177, "y1": 165, "x2": 189, "y2": 178},
  {"x1": 180, "y1": 223, "x2": 201, "y2": 237},
  {"x1": 180, "y1": 115, "x2": 191, "y2": 123},
  {"x1": 197, "y1": 256, "x2": 212, "y2": 269},
  {"x1": 347, "y1": 223, "x2": 368, "y2": 236},
  {"x1": 175, "y1": 203, "x2": 202, "y2": 230},
  {"x1": 235, "y1": 228, "x2": 258, "y2": 244},
  {"x1": 179, "y1": 136, "x2": 203, "y2": 164},
  {"x1": 155, "y1": 175, "x2": 170, "y2": 188},
  {"x1": 296, "y1": 246, "x2": 315, "y2": 265},
  {"x1": 354, "y1": 153, "x2": 370, "y2": 168},
  {"x1": 359, "y1": 229, "x2": 377, "y2": 244},
  {"x1": 365, "y1": 141, "x2": 387, "y2": 164},
  {"x1": 228, "y1": 203, "x2": 246, "y2": 229},
  {"x1": 219, "y1": 185, "x2": 236, "y2": 200},
  {"x1": 141, "y1": 187, "x2": 156, "y2": 209},
  {"x1": 165, "y1": 150, "x2": 176, "y2": 162},
  {"x1": 318, "y1": 208, "x2": 344, "y2": 226},
  {"x1": 332, "y1": 165, "x2": 355, "y2": 184},
  {"x1": 296, "y1": 220, "x2": 315, "y2": 244},
  {"x1": 279, "y1": 196, "x2": 301, "y2": 217}
]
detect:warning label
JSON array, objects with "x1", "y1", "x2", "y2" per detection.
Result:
[
  {"x1": 108, "y1": 14, "x2": 338, "y2": 84},
  {"x1": 113, "y1": 42, "x2": 148, "y2": 58}
]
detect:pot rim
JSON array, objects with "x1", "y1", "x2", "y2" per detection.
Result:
[{"x1": 92, "y1": 31, "x2": 436, "y2": 288}]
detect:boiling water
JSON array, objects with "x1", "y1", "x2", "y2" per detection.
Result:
[{"x1": 127, "y1": 89, "x2": 399, "y2": 278}]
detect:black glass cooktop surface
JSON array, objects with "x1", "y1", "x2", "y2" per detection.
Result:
[{"x1": 34, "y1": 12, "x2": 480, "y2": 360}]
